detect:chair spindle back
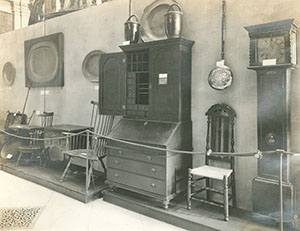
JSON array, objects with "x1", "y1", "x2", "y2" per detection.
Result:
[
  {"x1": 205, "y1": 103, "x2": 236, "y2": 164},
  {"x1": 90, "y1": 101, "x2": 114, "y2": 157}
]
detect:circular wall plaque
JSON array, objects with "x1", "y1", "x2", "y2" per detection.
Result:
[
  {"x1": 82, "y1": 50, "x2": 104, "y2": 83},
  {"x1": 27, "y1": 41, "x2": 59, "y2": 83},
  {"x1": 2, "y1": 62, "x2": 16, "y2": 86}
]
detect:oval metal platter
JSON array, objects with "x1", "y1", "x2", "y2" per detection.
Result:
[
  {"x1": 82, "y1": 50, "x2": 104, "y2": 83},
  {"x1": 2, "y1": 62, "x2": 16, "y2": 86},
  {"x1": 140, "y1": 0, "x2": 177, "y2": 42}
]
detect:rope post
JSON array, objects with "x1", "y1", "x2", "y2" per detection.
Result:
[
  {"x1": 86, "y1": 130, "x2": 90, "y2": 193},
  {"x1": 279, "y1": 150, "x2": 283, "y2": 231}
]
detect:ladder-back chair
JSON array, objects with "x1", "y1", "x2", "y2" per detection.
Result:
[
  {"x1": 60, "y1": 101, "x2": 114, "y2": 192},
  {"x1": 39, "y1": 112, "x2": 54, "y2": 127},
  {"x1": 17, "y1": 112, "x2": 54, "y2": 166},
  {"x1": 187, "y1": 103, "x2": 236, "y2": 221}
]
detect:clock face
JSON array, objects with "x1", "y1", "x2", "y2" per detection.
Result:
[{"x1": 257, "y1": 36, "x2": 285, "y2": 64}]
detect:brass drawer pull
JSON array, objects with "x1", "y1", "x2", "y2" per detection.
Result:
[
  {"x1": 151, "y1": 168, "x2": 156, "y2": 173},
  {"x1": 151, "y1": 183, "x2": 156, "y2": 188},
  {"x1": 114, "y1": 174, "x2": 119, "y2": 178},
  {"x1": 114, "y1": 160, "x2": 119, "y2": 164},
  {"x1": 118, "y1": 150, "x2": 122, "y2": 155},
  {"x1": 146, "y1": 155, "x2": 152, "y2": 161}
]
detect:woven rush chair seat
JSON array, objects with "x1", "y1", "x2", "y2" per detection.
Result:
[{"x1": 191, "y1": 165, "x2": 233, "y2": 181}]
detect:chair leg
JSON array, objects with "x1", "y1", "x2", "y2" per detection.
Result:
[
  {"x1": 16, "y1": 152, "x2": 23, "y2": 166},
  {"x1": 86, "y1": 160, "x2": 94, "y2": 190},
  {"x1": 231, "y1": 173, "x2": 236, "y2": 208},
  {"x1": 43, "y1": 147, "x2": 50, "y2": 167},
  {"x1": 38, "y1": 151, "x2": 43, "y2": 166},
  {"x1": 99, "y1": 156, "x2": 107, "y2": 176},
  {"x1": 206, "y1": 177, "x2": 211, "y2": 202},
  {"x1": 90, "y1": 161, "x2": 95, "y2": 186},
  {"x1": 187, "y1": 168, "x2": 192, "y2": 210},
  {"x1": 223, "y1": 175, "x2": 229, "y2": 221},
  {"x1": 60, "y1": 157, "x2": 72, "y2": 182}
]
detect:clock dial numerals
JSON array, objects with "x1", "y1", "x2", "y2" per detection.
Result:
[{"x1": 257, "y1": 36, "x2": 285, "y2": 64}]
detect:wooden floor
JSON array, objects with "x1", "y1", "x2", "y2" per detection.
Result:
[
  {"x1": 0, "y1": 159, "x2": 108, "y2": 203},
  {"x1": 103, "y1": 188, "x2": 280, "y2": 231}
]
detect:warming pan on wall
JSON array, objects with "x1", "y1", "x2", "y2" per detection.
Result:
[
  {"x1": 24, "y1": 32, "x2": 64, "y2": 88},
  {"x1": 82, "y1": 50, "x2": 104, "y2": 83},
  {"x1": 2, "y1": 62, "x2": 16, "y2": 86},
  {"x1": 140, "y1": 0, "x2": 177, "y2": 42}
]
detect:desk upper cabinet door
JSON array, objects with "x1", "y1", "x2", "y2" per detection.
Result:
[
  {"x1": 149, "y1": 40, "x2": 194, "y2": 122},
  {"x1": 99, "y1": 52, "x2": 126, "y2": 115},
  {"x1": 120, "y1": 38, "x2": 195, "y2": 122}
]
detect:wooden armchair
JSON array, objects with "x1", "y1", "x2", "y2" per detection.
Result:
[
  {"x1": 16, "y1": 112, "x2": 54, "y2": 166},
  {"x1": 187, "y1": 103, "x2": 236, "y2": 221},
  {"x1": 39, "y1": 112, "x2": 54, "y2": 127},
  {"x1": 60, "y1": 101, "x2": 114, "y2": 192}
]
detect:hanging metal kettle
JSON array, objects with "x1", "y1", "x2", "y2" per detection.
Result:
[
  {"x1": 124, "y1": 15, "x2": 140, "y2": 43},
  {"x1": 164, "y1": 3, "x2": 183, "y2": 38}
]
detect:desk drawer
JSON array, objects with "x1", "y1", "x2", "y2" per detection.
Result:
[
  {"x1": 107, "y1": 156, "x2": 166, "y2": 180},
  {"x1": 108, "y1": 169, "x2": 166, "y2": 196},
  {"x1": 107, "y1": 146, "x2": 165, "y2": 166}
]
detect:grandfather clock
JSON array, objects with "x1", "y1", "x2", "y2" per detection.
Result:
[{"x1": 245, "y1": 19, "x2": 298, "y2": 223}]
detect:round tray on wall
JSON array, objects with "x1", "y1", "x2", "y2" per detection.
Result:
[
  {"x1": 2, "y1": 62, "x2": 16, "y2": 86},
  {"x1": 208, "y1": 65, "x2": 233, "y2": 90},
  {"x1": 27, "y1": 41, "x2": 59, "y2": 83},
  {"x1": 82, "y1": 50, "x2": 104, "y2": 83},
  {"x1": 140, "y1": 0, "x2": 177, "y2": 42}
]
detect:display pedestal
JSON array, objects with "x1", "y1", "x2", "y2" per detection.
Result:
[{"x1": 252, "y1": 177, "x2": 296, "y2": 224}]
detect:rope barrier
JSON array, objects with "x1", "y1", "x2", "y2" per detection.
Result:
[
  {"x1": 0, "y1": 128, "x2": 88, "y2": 141},
  {"x1": 2, "y1": 127, "x2": 298, "y2": 158}
]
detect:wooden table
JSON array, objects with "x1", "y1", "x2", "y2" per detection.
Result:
[{"x1": 8, "y1": 124, "x2": 44, "y2": 132}]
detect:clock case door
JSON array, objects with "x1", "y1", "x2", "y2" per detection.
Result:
[{"x1": 256, "y1": 67, "x2": 292, "y2": 182}]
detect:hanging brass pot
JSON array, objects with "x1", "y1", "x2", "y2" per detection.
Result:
[
  {"x1": 164, "y1": 3, "x2": 183, "y2": 38},
  {"x1": 124, "y1": 15, "x2": 140, "y2": 43}
]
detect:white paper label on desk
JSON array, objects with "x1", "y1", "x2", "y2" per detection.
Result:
[
  {"x1": 94, "y1": 85, "x2": 99, "y2": 90},
  {"x1": 262, "y1": 59, "x2": 276, "y2": 66},
  {"x1": 40, "y1": 90, "x2": 49, "y2": 95},
  {"x1": 159, "y1": 73, "x2": 168, "y2": 85},
  {"x1": 122, "y1": 41, "x2": 130, "y2": 45},
  {"x1": 6, "y1": 154, "x2": 13, "y2": 159}
]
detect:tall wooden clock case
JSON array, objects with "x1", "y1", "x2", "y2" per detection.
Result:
[{"x1": 245, "y1": 19, "x2": 299, "y2": 223}]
